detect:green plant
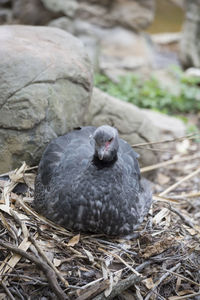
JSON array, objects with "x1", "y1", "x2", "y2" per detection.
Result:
[{"x1": 94, "y1": 69, "x2": 200, "y2": 114}]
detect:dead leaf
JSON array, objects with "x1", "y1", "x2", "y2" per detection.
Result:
[
  {"x1": 53, "y1": 258, "x2": 62, "y2": 267},
  {"x1": 104, "y1": 271, "x2": 113, "y2": 297},
  {"x1": 83, "y1": 249, "x2": 95, "y2": 263},
  {"x1": 23, "y1": 173, "x2": 36, "y2": 190},
  {"x1": 67, "y1": 234, "x2": 80, "y2": 247},
  {"x1": 142, "y1": 236, "x2": 174, "y2": 259},
  {"x1": 113, "y1": 269, "x2": 122, "y2": 285},
  {"x1": 153, "y1": 208, "x2": 169, "y2": 225},
  {"x1": 102, "y1": 263, "x2": 108, "y2": 280},
  {"x1": 175, "y1": 277, "x2": 182, "y2": 293},
  {"x1": 9, "y1": 162, "x2": 27, "y2": 184},
  {"x1": 178, "y1": 290, "x2": 196, "y2": 296},
  {"x1": 184, "y1": 226, "x2": 197, "y2": 236},
  {"x1": 143, "y1": 277, "x2": 155, "y2": 289},
  {"x1": 0, "y1": 204, "x2": 10, "y2": 215}
]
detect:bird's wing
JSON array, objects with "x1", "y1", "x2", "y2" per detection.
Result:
[
  {"x1": 118, "y1": 138, "x2": 141, "y2": 180},
  {"x1": 38, "y1": 126, "x2": 96, "y2": 186}
]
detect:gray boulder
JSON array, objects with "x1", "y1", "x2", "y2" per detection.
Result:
[
  {"x1": 142, "y1": 109, "x2": 186, "y2": 139},
  {"x1": 77, "y1": 0, "x2": 155, "y2": 31},
  {"x1": 12, "y1": 0, "x2": 59, "y2": 25},
  {"x1": 48, "y1": 16, "x2": 75, "y2": 34},
  {"x1": 12, "y1": 0, "x2": 78, "y2": 26},
  {"x1": 41, "y1": 0, "x2": 78, "y2": 18},
  {"x1": 0, "y1": 25, "x2": 92, "y2": 172},
  {"x1": 85, "y1": 88, "x2": 160, "y2": 167}
]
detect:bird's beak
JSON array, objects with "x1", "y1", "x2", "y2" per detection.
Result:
[{"x1": 98, "y1": 147, "x2": 105, "y2": 160}]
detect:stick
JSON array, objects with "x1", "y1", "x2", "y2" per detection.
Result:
[
  {"x1": 169, "y1": 206, "x2": 194, "y2": 228},
  {"x1": 0, "y1": 240, "x2": 68, "y2": 300},
  {"x1": 0, "y1": 281, "x2": 15, "y2": 300},
  {"x1": 134, "y1": 146, "x2": 176, "y2": 153},
  {"x1": 93, "y1": 273, "x2": 142, "y2": 300},
  {"x1": 140, "y1": 153, "x2": 200, "y2": 173},
  {"x1": 161, "y1": 268, "x2": 200, "y2": 287},
  {"x1": 132, "y1": 133, "x2": 199, "y2": 148},
  {"x1": 164, "y1": 191, "x2": 200, "y2": 199},
  {"x1": 29, "y1": 236, "x2": 69, "y2": 287},
  {"x1": 76, "y1": 280, "x2": 110, "y2": 300},
  {"x1": 92, "y1": 261, "x2": 151, "y2": 300},
  {"x1": 99, "y1": 248, "x2": 140, "y2": 276},
  {"x1": 171, "y1": 291, "x2": 200, "y2": 300},
  {"x1": 159, "y1": 166, "x2": 200, "y2": 196}
]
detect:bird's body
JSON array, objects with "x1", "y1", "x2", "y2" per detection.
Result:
[{"x1": 34, "y1": 125, "x2": 152, "y2": 236}]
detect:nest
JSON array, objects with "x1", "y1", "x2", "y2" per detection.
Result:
[{"x1": 0, "y1": 134, "x2": 200, "y2": 300}]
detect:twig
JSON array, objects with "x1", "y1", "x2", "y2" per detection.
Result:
[
  {"x1": 134, "y1": 146, "x2": 176, "y2": 153},
  {"x1": 159, "y1": 166, "x2": 200, "y2": 196},
  {"x1": 0, "y1": 240, "x2": 68, "y2": 300},
  {"x1": 140, "y1": 153, "x2": 200, "y2": 173},
  {"x1": 29, "y1": 235, "x2": 69, "y2": 287},
  {"x1": 99, "y1": 248, "x2": 140, "y2": 276},
  {"x1": 0, "y1": 165, "x2": 38, "y2": 178},
  {"x1": 161, "y1": 268, "x2": 200, "y2": 287},
  {"x1": 0, "y1": 281, "x2": 15, "y2": 300},
  {"x1": 93, "y1": 273, "x2": 142, "y2": 300},
  {"x1": 144, "y1": 262, "x2": 181, "y2": 300},
  {"x1": 10, "y1": 209, "x2": 29, "y2": 238},
  {"x1": 92, "y1": 261, "x2": 151, "y2": 300},
  {"x1": 76, "y1": 280, "x2": 110, "y2": 300},
  {"x1": 169, "y1": 206, "x2": 194, "y2": 228},
  {"x1": 95, "y1": 239, "x2": 137, "y2": 256},
  {"x1": 0, "y1": 273, "x2": 48, "y2": 286},
  {"x1": 164, "y1": 191, "x2": 200, "y2": 199},
  {"x1": 171, "y1": 291, "x2": 200, "y2": 300},
  {"x1": 26, "y1": 166, "x2": 38, "y2": 171},
  {"x1": 132, "y1": 133, "x2": 199, "y2": 148},
  {"x1": 153, "y1": 195, "x2": 180, "y2": 204}
]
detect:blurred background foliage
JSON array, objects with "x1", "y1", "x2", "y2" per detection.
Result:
[{"x1": 95, "y1": 67, "x2": 200, "y2": 115}]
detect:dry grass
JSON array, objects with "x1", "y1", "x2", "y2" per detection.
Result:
[{"x1": 0, "y1": 135, "x2": 200, "y2": 300}]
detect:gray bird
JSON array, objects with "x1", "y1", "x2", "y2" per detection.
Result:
[{"x1": 34, "y1": 125, "x2": 152, "y2": 236}]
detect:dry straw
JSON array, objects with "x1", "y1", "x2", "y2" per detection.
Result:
[{"x1": 0, "y1": 133, "x2": 200, "y2": 299}]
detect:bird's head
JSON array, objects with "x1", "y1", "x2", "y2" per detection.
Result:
[{"x1": 92, "y1": 125, "x2": 119, "y2": 162}]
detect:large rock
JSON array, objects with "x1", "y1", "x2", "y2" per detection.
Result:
[
  {"x1": 48, "y1": 16, "x2": 75, "y2": 34},
  {"x1": 74, "y1": 21, "x2": 154, "y2": 77},
  {"x1": 41, "y1": 0, "x2": 78, "y2": 18},
  {"x1": 12, "y1": 0, "x2": 78, "y2": 25},
  {"x1": 142, "y1": 110, "x2": 186, "y2": 139},
  {"x1": 77, "y1": 0, "x2": 155, "y2": 31},
  {"x1": 0, "y1": 25, "x2": 92, "y2": 172},
  {"x1": 180, "y1": 0, "x2": 200, "y2": 68},
  {"x1": 85, "y1": 88, "x2": 160, "y2": 167},
  {"x1": 12, "y1": 0, "x2": 58, "y2": 25}
]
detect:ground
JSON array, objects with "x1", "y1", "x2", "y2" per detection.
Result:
[{"x1": 0, "y1": 133, "x2": 200, "y2": 300}]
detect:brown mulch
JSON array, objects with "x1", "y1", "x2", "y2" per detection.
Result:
[{"x1": 0, "y1": 133, "x2": 200, "y2": 300}]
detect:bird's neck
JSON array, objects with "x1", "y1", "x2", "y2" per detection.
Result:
[{"x1": 92, "y1": 154, "x2": 118, "y2": 169}]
